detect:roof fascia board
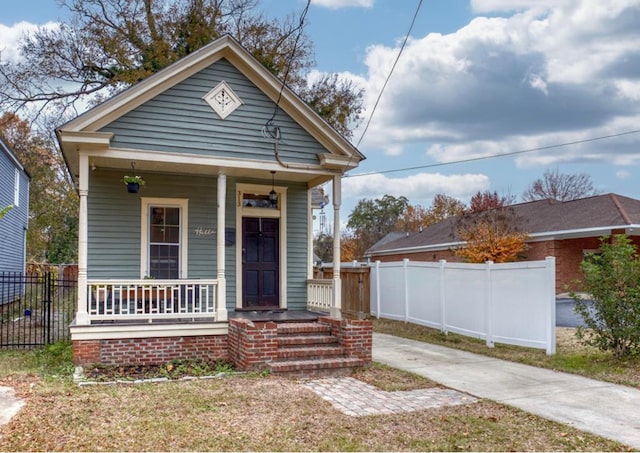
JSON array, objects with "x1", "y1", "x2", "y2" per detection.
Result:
[
  {"x1": 59, "y1": 39, "x2": 234, "y2": 133},
  {"x1": 368, "y1": 224, "x2": 640, "y2": 256},
  {"x1": 223, "y1": 51, "x2": 363, "y2": 163},
  {"x1": 0, "y1": 138, "x2": 26, "y2": 172},
  {"x1": 58, "y1": 131, "x2": 113, "y2": 149},
  {"x1": 527, "y1": 225, "x2": 640, "y2": 241},
  {"x1": 366, "y1": 241, "x2": 465, "y2": 257}
]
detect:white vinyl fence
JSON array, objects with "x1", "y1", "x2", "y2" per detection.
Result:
[{"x1": 371, "y1": 257, "x2": 556, "y2": 354}]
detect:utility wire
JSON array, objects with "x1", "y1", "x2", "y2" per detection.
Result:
[
  {"x1": 345, "y1": 128, "x2": 640, "y2": 178},
  {"x1": 264, "y1": 0, "x2": 311, "y2": 133},
  {"x1": 339, "y1": 0, "x2": 424, "y2": 173},
  {"x1": 356, "y1": 0, "x2": 424, "y2": 149}
]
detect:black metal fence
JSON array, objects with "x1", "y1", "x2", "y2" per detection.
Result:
[{"x1": 0, "y1": 271, "x2": 77, "y2": 348}]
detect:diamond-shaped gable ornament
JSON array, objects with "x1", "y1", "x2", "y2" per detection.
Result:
[{"x1": 203, "y1": 81, "x2": 243, "y2": 119}]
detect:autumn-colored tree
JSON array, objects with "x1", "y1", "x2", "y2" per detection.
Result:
[
  {"x1": 340, "y1": 232, "x2": 359, "y2": 263},
  {"x1": 522, "y1": 169, "x2": 599, "y2": 202},
  {"x1": 0, "y1": 113, "x2": 78, "y2": 263},
  {"x1": 455, "y1": 214, "x2": 528, "y2": 263},
  {"x1": 0, "y1": 0, "x2": 363, "y2": 137},
  {"x1": 468, "y1": 190, "x2": 514, "y2": 213},
  {"x1": 455, "y1": 191, "x2": 527, "y2": 263},
  {"x1": 395, "y1": 204, "x2": 430, "y2": 232},
  {"x1": 395, "y1": 195, "x2": 466, "y2": 232},
  {"x1": 426, "y1": 194, "x2": 466, "y2": 224}
]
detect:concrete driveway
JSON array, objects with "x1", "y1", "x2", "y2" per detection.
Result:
[{"x1": 373, "y1": 332, "x2": 640, "y2": 450}]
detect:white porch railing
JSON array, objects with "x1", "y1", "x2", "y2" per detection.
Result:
[
  {"x1": 306, "y1": 279, "x2": 333, "y2": 313},
  {"x1": 87, "y1": 279, "x2": 218, "y2": 322}
]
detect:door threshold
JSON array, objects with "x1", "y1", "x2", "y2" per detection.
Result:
[{"x1": 235, "y1": 307, "x2": 286, "y2": 312}]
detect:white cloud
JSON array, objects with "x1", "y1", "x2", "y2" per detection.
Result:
[
  {"x1": 616, "y1": 170, "x2": 632, "y2": 179},
  {"x1": 0, "y1": 21, "x2": 58, "y2": 62},
  {"x1": 347, "y1": 0, "x2": 640, "y2": 171},
  {"x1": 342, "y1": 171, "x2": 489, "y2": 206},
  {"x1": 311, "y1": 0, "x2": 374, "y2": 9}
]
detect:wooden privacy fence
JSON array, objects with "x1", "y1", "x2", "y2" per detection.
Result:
[{"x1": 313, "y1": 263, "x2": 370, "y2": 319}]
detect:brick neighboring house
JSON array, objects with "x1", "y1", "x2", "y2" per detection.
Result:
[{"x1": 365, "y1": 194, "x2": 640, "y2": 292}]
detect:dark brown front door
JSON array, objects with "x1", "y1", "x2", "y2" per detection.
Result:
[{"x1": 242, "y1": 217, "x2": 279, "y2": 308}]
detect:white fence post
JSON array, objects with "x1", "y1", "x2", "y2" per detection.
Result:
[
  {"x1": 403, "y1": 258, "x2": 410, "y2": 322},
  {"x1": 439, "y1": 259, "x2": 447, "y2": 334},
  {"x1": 375, "y1": 260, "x2": 381, "y2": 319},
  {"x1": 545, "y1": 256, "x2": 556, "y2": 355},
  {"x1": 485, "y1": 260, "x2": 494, "y2": 348}
]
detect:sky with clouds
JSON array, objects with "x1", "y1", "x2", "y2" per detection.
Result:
[{"x1": 2, "y1": 0, "x2": 640, "y2": 233}]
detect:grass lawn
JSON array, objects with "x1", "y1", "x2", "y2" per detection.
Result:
[
  {"x1": 372, "y1": 318, "x2": 640, "y2": 389},
  {"x1": 0, "y1": 342, "x2": 632, "y2": 452}
]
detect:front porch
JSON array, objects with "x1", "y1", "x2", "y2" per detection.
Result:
[{"x1": 79, "y1": 278, "x2": 333, "y2": 325}]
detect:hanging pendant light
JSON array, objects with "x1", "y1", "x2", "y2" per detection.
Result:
[{"x1": 269, "y1": 171, "x2": 278, "y2": 208}]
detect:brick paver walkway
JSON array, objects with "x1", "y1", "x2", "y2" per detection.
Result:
[{"x1": 303, "y1": 377, "x2": 478, "y2": 417}]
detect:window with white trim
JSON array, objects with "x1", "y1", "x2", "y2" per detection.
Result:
[
  {"x1": 149, "y1": 206, "x2": 181, "y2": 279},
  {"x1": 14, "y1": 169, "x2": 19, "y2": 207},
  {"x1": 141, "y1": 198, "x2": 189, "y2": 279}
]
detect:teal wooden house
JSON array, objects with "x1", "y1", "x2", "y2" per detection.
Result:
[{"x1": 57, "y1": 35, "x2": 370, "y2": 374}]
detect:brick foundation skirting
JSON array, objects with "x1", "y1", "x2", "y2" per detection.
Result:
[
  {"x1": 73, "y1": 335, "x2": 229, "y2": 366},
  {"x1": 72, "y1": 317, "x2": 373, "y2": 372}
]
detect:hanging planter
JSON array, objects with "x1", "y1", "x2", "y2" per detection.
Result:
[
  {"x1": 122, "y1": 161, "x2": 145, "y2": 194},
  {"x1": 122, "y1": 175, "x2": 145, "y2": 193}
]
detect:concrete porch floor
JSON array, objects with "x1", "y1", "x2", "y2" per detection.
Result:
[{"x1": 229, "y1": 310, "x2": 323, "y2": 323}]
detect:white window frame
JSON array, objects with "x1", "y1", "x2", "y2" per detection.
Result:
[
  {"x1": 235, "y1": 182, "x2": 287, "y2": 309},
  {"x1": 14, "y1": 168, "x2": 19, "y2": 207},
  {"x1": 140, "y1": 197, "x2": 189, "y2": 279}
]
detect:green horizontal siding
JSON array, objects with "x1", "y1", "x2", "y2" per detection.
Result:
[
  {"x1": 100, "y1": 59, "x2": 326, "y2": 165},
  {"x1": 87, "y1": 170, "x2": 217, "y2": 279},
  {"x1": 285, "y1": 181, "x2": 309, "y2": 310}
]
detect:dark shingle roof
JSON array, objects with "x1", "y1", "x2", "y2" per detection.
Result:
[{"x1": 366, "y1": 193, "x2": 640, "y2": 256}]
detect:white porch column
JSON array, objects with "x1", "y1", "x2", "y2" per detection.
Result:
[
  {"x1": 216, "y1": 173, "x2": 228, "y2": 322},
  {"x1": 76, "y1": 153, "x2": 89, "y2": 325},
  {"x1": 331, "y1": 175, "x2": 342, "y2": 318}
]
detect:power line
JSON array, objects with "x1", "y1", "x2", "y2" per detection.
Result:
[
  {"x1": 265, "y1": 0, "x2": 311, "y2": 130},
  {"x1": 345, "y1": 128, "x2": 640, "y2": 178},
  {"x1": 355, "y1": 0, "x2": 423, "y2": 150}
]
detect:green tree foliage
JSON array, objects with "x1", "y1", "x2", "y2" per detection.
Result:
[
  {"x1": 522, "y1": 169, "x2": 599, "y2": 202},
  {"x1": 347, "y1": 195, "x2": 409, "y2": 259},
  {"x1": 0, "y1": 205, "x2": 12, "y2": 219},
  {"x1": 573, "y1": 234, "x2": 640, "y2": 358},
  {"x1": 0, "y1": 0, "x2": 363, "y2": 137},
  {"x1": 0, "y1": 113, "x2": 78, "y2": 263}
]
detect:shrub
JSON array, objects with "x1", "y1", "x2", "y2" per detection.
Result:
[{"x1": 573, "y1": 234, "x2": 640, "y2": 358}]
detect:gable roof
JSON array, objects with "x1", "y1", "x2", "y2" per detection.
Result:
[
  {"x1": 56, "y1": 34, "x2": 364, "y2": 179},
  {"x1": 367, "y1": 193, "x2": 640, "y2": 257},
  {"x1": 0, "y1": 137, "x2": 29, "y2": 177}
]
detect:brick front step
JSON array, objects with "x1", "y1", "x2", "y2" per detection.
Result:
[
  {"x1": 276, "y1": 345, "x2": 345, "y2": 360},
  {"x1": 267, "y1": 357, "x2": 365, "y2": 377},
  {"x1": 277, "y1": 322, "x2": 331, "y2": 335},
  {"x1": 277, "y1": 334, "x2": 339, "y2": 347}
]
